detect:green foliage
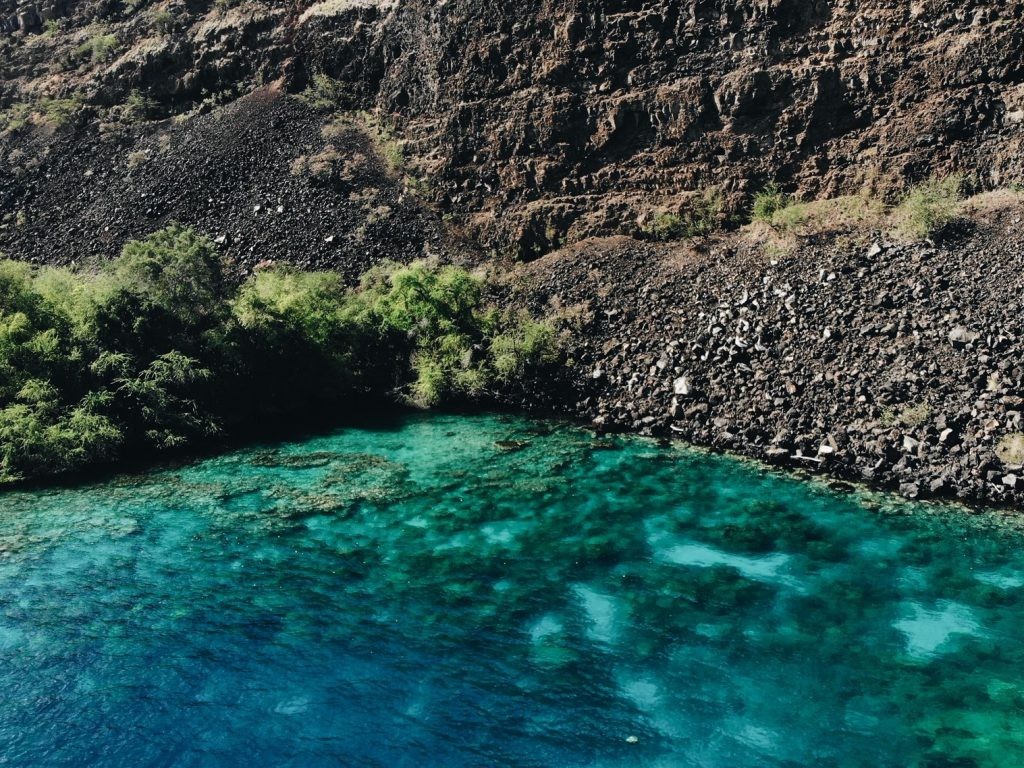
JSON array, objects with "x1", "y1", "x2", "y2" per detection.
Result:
[
  {"x1": 643, "y1": 191, "x2": 722, "y2": 241},
  {"x1": 0, "y1": 231, "x2": 559, "y2": 484},
  {"x1": 894, "y1": 176, "x2": 963, "y2": 240},
  {"x1": 75, "y1": 33, "x2": 120, "y2": 64},
  {"x1": 124, "y1": 90, "x2": 158, "y2": 122},
  {"x1": 490, "y1": 316, "x2": 559, "y2": 382},
  {"x1": 643, "y1": 212, "x2": 686, "y2": 242},
  {"x1": 752, "y1": 183, "x2": 790, "y2": 224},
  {"x1": 151, "y1": 9, "x2": 174, "y2": 34},
  {"x1": 0, "y1": 96, "x2": 83, "y2": 133},
  {"x1": 358, "y1": 262, "x2": 504, "y2": 407},
  {"x1": 769, "y1": 202, "x2": 808, "y2": 233},
  {"x1": 298, "y1": 74, "x2": 347, "y2": 111},
  {"x1": 0, "y1": 227, "x2": 227, "y2": 482},
  {"x1": 231, "y1": 268, "x2": 368, "y2": 409},
  {"x1": 113, "y1": 224, "x2": 225, "y2": 327}
]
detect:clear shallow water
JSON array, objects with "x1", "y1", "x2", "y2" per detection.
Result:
[{"x1": 1, "y1": 414, "x2": 1024, "y2": 767}]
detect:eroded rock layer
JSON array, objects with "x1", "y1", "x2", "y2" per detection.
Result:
[{"x1": 303, "y1": 0, "x2": 1024, "y2": 254}]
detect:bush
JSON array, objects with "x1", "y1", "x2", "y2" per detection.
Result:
[
  {"x1": 893, "y1": 176, "x2": 963, "y2": 240},
  {"x1": 0, "y1": 97, "x2": 83, "y2": 133},
  {"x1": 752, "y1": 183, "x2": 789, "y2": 223},
  {"x1": 356, "y1": 262, "x2": 545, "y2": 407},
  {"x1": 0, "y1": 231, "x2": 559, "y2": 484},
  {"x1": 643, "y1": 190, "x2": 722, "y2": 242},
  {"x1": 298, "y1": 74, "x2": 346, "y2": 111},
  {"x1": 997, "y1": 433, "x2": 1024, "y2": 466},
  {"x1": 124, "y1": 90, "x2": 158, "y2": 122},
  {"x1": 151, "y1": 10, "x2": 174, "y2": 34},
  {"x1": 75, "y1": 33, "x2": 120, "y2": 64}
]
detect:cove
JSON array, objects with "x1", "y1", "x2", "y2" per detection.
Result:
[{"x1": 1, "y1": 413, "x2": 1023, "y2": 767}]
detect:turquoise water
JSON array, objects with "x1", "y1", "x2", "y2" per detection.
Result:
[{"x1": 1, "y1": 414, "x2": 1024, "y2": 767}]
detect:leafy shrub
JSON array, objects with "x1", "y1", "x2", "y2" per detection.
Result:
[
  {"x1": 124, "y1": 90, "x2": 158, "y2": 122},
  {"x1": 298, "y1": 74, "x2": 346, "y2": 111},
  {"x1": 356, "y1": 263, "x2": 489, "y2": 407},
  {"x1": 769, "y1": 202, "x2": 808, "y2": 233},
  {"x1": 643, "y1": 191, "x2": 722, "y2": 241},
  {"x1": 893, "y1": 176, "x2": 963, "y2": 240},
  {"x1": 0, "y1": 230, "x2": 559, "y2": 484},
  {"x1": 752, "y1": 183, "x2": 789, "y2": 223},
  {"x1": 75, "y1": 33, "x2": 120, "y2": 64},
  {"x1": 0, "y1": 96, "x2": 83, "y2": 133},
  {"x1": 489, "y1": 316, "x2": 559, "y2": 382},
  {"x1": 151, "y1": 10, "x2": 174, "y2": 34},
  {"x1": 643, "y1": 212, "x2": 685, "y2": 241}
]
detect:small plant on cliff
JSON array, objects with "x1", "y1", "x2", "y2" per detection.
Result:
[
  {"x1": 151, "y1": 9, "x2": 175, "y2": 35},
  {"x1": 75, "y1": 32, "x2": 120, "y2": 65},
  {"x1": 643, "y1": 212, "x2": 686, "y2": 241},
  {"x1": 892, "y1": 175, "x2": 963, "y2": 240},
  {"x1": 123, "y1": 90, "x2": 158, "y2": 122},
  {"x1": 298, "y1": 74, "x2": 347, "y2": 111},
  {"x1": 880, "y1": 402, "x2": 932, "y2": 428},
  {"x1": 752, "y1": 184, "x2": 790, "y2": 224},
  {"x1": 643, "y1": 190, "x2": 722, "y2": 241},
  {"x1": 0, "y1": 96, "x2": 84, "y2": 134}
]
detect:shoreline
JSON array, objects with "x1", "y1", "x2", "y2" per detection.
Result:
[
  {"x1": 499, "y1": 204, "x2": 1024, "y2": 511},
  {"x1": 6, "y1": 401, "x2": 1024, "y2": 522}
]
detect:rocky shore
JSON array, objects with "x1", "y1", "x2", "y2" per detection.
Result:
[{"x1": 500, "y1": 195, "x2": 1024, "y2": 508}]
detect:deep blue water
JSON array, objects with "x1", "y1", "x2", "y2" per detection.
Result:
[{"x1": 1, "y1": 414, "x2": 1023, "y2": 767}]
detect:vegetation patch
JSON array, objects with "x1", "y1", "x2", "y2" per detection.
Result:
[
  {"x1": 891, "y1": 175, "x2": 964, "y2": 241},
  {"x1": 751, "y1": 183, "x2": 790, "y2": 224},
  {"x1": 996, "y1": 434, "x2": 1024, "y2": 466},
  {"x1": 0, "y1": 227, "x2": 559, "y2": 485},
  {"x1": 0, "y1": 96, "x2": 84, "y2": 133},
  {"x1": 781, "y1": 195, "x2": 885, "y2": 237},
  {"x1": 290, "y1": 147, "x2": 342, "y2": 182},
  {"x1": 297, "y1": 74, "x2": 348, "y2": 111},
  {"x1": 75, "y1": 31, "x2": 120, "y2": 65},
  {"x1": 642, "y1": 190, "x2": 722, "y2": 241},
  {"x1": 882, "y1": 402, "x2": 932, "y2": 429}
]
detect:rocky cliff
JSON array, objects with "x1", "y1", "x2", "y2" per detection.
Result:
[
  {"x1": 3, "y1": 0, "x2": 1024, "y2": 259},
  {"x1": 301, "y1": 0, "x2": 1024, "y2": 254}
]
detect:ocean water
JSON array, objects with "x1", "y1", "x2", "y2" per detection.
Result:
[{"x1": 1, "y1": 413, "x2": 1023, "y2": 767}]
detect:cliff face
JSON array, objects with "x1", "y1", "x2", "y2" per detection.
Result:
[
  {"x1": 2, "y1": 0, "x2": 1023, "y2": 261},
  {"x1": 301, "y1": 0, "x2": 1024, "y2": 254}
]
